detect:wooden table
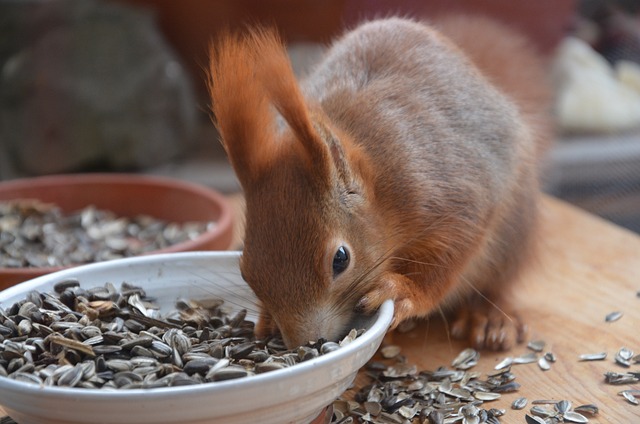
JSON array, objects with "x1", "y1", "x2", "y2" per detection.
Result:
[
  {"x1": 351, "y1": 196, "x2": 640, "y2": 423},
  {"x1": 1, "y1": 195, "x2": 638, "y2": 422}
]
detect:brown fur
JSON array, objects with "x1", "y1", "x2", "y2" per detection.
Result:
[{"x1": 208, "y1": 17, "x2": 552, "y2": 349}]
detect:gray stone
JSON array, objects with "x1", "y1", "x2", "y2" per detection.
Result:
[{"x1": 0, "y1": 0, "x2": 197, "y2": 178}]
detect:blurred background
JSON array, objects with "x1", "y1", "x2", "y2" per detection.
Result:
[{"x1": 1, "y1": 0, "x2": 640, "y2": 232}]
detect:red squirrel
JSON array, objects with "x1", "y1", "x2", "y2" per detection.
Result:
[{"x1": 207, "y1": 16, "x2": 552, "y2": 350}]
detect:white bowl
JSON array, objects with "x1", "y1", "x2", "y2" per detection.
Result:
[{"x1": 0, "y1": 251, "x2": 393, "y2": 424}]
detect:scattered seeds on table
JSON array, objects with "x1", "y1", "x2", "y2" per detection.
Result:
[{"x1": 330, "y1": 346, "x2": 519, "y2": 423}]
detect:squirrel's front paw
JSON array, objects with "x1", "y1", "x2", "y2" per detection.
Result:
[
  {"x1": 356, "y1": 272, "x2": 418, "y2": 329},
  {"x1": 451, "y1": 300, "x2": 528, "y2": 351}
]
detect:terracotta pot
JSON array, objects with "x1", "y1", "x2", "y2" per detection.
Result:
[{"x1": 0, "y1": 173, "x2": 233, "y2": 289}]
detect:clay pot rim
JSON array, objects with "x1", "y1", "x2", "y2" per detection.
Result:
[{"x1": 0, "y1": 172, "x2": 234, "y2": 278}]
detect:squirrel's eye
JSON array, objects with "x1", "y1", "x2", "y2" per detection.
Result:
[{"x1": 332, "y1": 246, "x2": 350, "y2": 276}]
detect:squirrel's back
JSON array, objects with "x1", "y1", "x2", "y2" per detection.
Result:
[{"x1": 302, "y1": 16, "x2": 552, "y2": 304}]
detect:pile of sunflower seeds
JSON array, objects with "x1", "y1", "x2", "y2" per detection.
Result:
[
  {"x1": 0, "y1": 279, "x2": 357, "y2": 389},
  {"x1": 329, "y1": 347, "x2": 517, "y2": 424},
  {"x1": 0, "y1": 200, "x2": 215, "y2": 268}
]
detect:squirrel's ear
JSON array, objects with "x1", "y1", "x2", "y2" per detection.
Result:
[
  {"x1": 207, "y1": 31, "x2": 278, "y2": 186},
  {"x1": 209, "y1": 27, "x2": 341, "y2": 187},
  {"x1": 315, "y1": 121, "x2": 372, "y2": 198},
  {"x1": 250, "y1": 28, "x2": 331, "y2": 177}
]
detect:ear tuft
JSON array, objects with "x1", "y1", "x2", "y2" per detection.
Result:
[
  {"x1": 207, "y1": 29, "x2": 277, "y2": 185},
  {"x1": 208, "y1": 26, "x2": 337, "y2": 186}
]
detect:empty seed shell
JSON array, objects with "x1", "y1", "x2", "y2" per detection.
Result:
[
  {"x1": 525, "y1": 415, "x2": 546, "y2": 424},
  {"x1": 527, "y1": 340, "x2": 545, "y2": 352},
  {"x1": 494, "y1": 357, "x2": 513, "y2": 370},
  {"x1": 513, "y1": 352, "x2": 537, "y2": 365},
  {"x1": 574, "y1": 404, "x2": 599, "y2": 416},
  {"x1": 364, "y1": 401, "x2": 382, "y2": 416},
  {"x1": 579, "y1": 352, "x2": 607, "y2": 361},
  {"x1": 605, "y1": 311, "x2": 623, "y2": 322},
  {"x1": 538, "y1": 357, "x2": 551, "y2": 371},
  {"x1": 615, "y1": 347, "x2": 634, "y2": 367},
  {"x1": 604, "y1": 371, "x2": 640, "y2": 385},
  {"x1": 530, "y1": 405, "x2": 556, "y2": 418},
  {"x1": 380, "y1": 345, "x2": 401, "y2": 359},
  {"x1": 555, "y1": 400, "x2": 571, "y2": 414},
  {"x1": 473, "y1": 391, "x2": 500, "y2": 401},
  {"x1": 563, "y1": 411, "x2": 589, "y2": 423},
  {"x1": 620, "y1": 390, "x2": 640, "y2": 405},
  {"x1": 451, "y1": 348, "x2": 479, "y2": 370}
]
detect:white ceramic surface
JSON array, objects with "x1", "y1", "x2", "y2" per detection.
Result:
[{"x1": 0, "y1": 251, "x2": 393, "y2": 424}]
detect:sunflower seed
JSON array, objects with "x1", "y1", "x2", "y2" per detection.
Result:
[
  {"x1": 525, "y1": 415, "x2": 546, "y2": 424},
  {"x1": 513, "y1": 352, "x2": 537, "y2": 364},
  {"x1": 474, "y1": 391, "x2": 500, "y2": 401},
  {"x1": 380, "y1": 345, "x2": 401, "y2": 359},
  {"x1": 538, "y1": 356, "x2": 551, "y2": 371},
  {"x1": 364, "y1": 401, "x2": 382, "y2": 416},
  {"x1": 605, "y1": 311, "x2": 623, "y2": 322},
  {"x1": 615, "y1": 347, "x2": 634, "y2": 367},
  {"x1": 574, "y1": 404, "x2": 599, "y2": 416},
  {"x1": 527, "y1": 340, "x2": 545, "y2": 352},
  {"x1": 619, "y1": 390, "x2": 639, "y2": 405},
  {"x1": 579, "y1": 352, "x2": 607, "y2": 361},
  {"x1": 49, "y1": 335, "x2": 96, "y2": 357},
  {"x1": 511, "y1": 397, "x2": 528, "y2": 410},
  {"x1": 563, "y1": 411, "x2": 589, "y2": 423},
  {"x1": 209, "y1": 365, "x2": 248, "y2": 381},
  {"x1": 452, "y1": 348, "x2": 479, "y2": 370},
  {"x1": 555, "y1": 400, "x2": 571, "y2": 414},
  {"x1": 11, "y1": 372, "x2": 43, "y2": 385},
  {"x1": 494, "y1": 357, "x2": 513, "y2": 370},
  {"x1": 320, "y1": 342, "x2": 340, "y2": 355},
  {"x1": 604, "y1": 371, "x2": 640, "y2": 385},
  {"x1": 57, "y1": 365, "x2": 84, "y2": 387},
  {"x1": 530, "y1": 405, "x2": 556, "y2": 418}
]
